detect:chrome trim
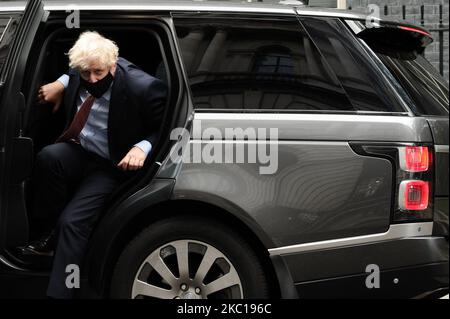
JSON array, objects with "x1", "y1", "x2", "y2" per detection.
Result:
[
  {"x1": 0, "y1": 6, "x2": 25, "y2": 12},
  {"x1": 0, "y1": 255, "x2": 27, "y2": 271},
  {"x1": 345, "y1": 19, "x2": 363, "y2": 34},
  {"x1": 435, "y1": 145, "x2": 449, "y2": 153},
  {"x1": 268, "y1": 222, "x2": 433, "y2": 256},
  {"x1": 1, "y1": 1, "x2": 381, "y2": 21},
  {"x1": 189, "y1": 140, "x2": 348, "y2": 146},
  {"x1": 194, "y1": 112, "x2": 409, "y2": 122},
  {"x1": 296, "y1": 7, "x2": 370, "y2": 20},
  {"x1": 398, "y1": 180, "x2": 427, "y2": 210},
  {"x1": 43, "y1": 3, "x2": 295, "y2": 15}
]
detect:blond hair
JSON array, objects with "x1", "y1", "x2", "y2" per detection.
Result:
[{"x1": 68, "y1": 31, "x2": 119, "y2": 70}]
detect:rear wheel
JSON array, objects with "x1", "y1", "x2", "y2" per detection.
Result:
[{"x1": 110, "y1": 216, "x2": 269, "y2": 299}]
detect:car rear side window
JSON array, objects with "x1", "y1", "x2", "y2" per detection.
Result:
[
  {"x1": 300, "y1": 17, "x2": 406, "y2": 113},
  {"x1": 344, "y1": 19, "x2": 448, "y2": 116},
  {"x1": 0, "y1": 13, "x2": 20, "y2": 78},
  {"x1": 372, "y1": 42, "x2": 448, "y2": 116},
  {"x1": 173, "y1": 15, "x2": 354, "y2": 111}
]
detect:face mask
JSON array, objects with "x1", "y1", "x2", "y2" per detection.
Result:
[{"x1": 80, "y1": 72, "x2": 113, "y2": 98}]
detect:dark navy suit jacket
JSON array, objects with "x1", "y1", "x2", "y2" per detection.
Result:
[{"x1": 63, "y1": 57, "x2": 168, "y2": 164}]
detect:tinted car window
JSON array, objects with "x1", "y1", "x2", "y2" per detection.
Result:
[
  {"x1": 174, "y1": 15, "x2": 353, "y2": 111},
  {"x1": 301, "y1": 17, "x2": 406, "y2": 113},
  {"x1": 346, "y1": 19, "x2": 448, "y2": 116},
  {"x1": 0, "y1": 14, "x2": 20, "y2": 77},
  {"x1": 377, "y1": 50, "x2": 448, "y2": 116}
]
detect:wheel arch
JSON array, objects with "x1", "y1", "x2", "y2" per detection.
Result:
[{"x1": 86, "y1": 189, "x2": 294, "y2": 298}]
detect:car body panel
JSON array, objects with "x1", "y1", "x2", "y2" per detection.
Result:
[
  {"x1": 0, "y1": 0, "x2": 447, "y2": 299},
  {"x1": 168, "y1": 113, "x2": 435, "y2": 247}
]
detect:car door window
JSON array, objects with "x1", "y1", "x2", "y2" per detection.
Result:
[
  {"x1": 0, "y1": 13, "x2": 21, "y2": 77},
  {"x1": 173, "y1": 15, "x2": 353, "y2": 111}
]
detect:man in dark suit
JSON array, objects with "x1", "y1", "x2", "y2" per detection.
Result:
[{"x1": 21, "y1": 31, "x2": 167, "y2": 298}]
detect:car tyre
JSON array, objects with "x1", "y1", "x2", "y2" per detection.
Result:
[{"x1": 110, "y1": 215, "x2": 269, "y2": 299}]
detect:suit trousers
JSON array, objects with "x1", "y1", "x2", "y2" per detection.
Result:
[{"x1": 32, "y1": 142, "x2": 128, "y2": 298}]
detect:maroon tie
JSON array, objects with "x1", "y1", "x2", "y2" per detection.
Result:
[{"x1": 56, "y1": 95, "x2": 95, "y2": 143}]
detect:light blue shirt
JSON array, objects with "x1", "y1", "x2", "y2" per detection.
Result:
[{"x1": 58, "y1": 74, "x2": 152, "y2": 159}]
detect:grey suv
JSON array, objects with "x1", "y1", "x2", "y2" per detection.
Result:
[{"x1": 0, "y1": 0, "x2": 448, "y2": 299}]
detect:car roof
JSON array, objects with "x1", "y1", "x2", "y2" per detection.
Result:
[
  {"x1": 0, "y1": 1, "x2": 25, "y2": 12},
  {"x1": 0, "y1": 0, "x2": 370, "y2": 20}
]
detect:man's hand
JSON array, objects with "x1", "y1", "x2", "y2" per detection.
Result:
[
  {"x1": 38, "y1": 81, "x2": 65, "y2": 113},
  {"x1": 118, "y1": 146, "x2": 147, "y2": 171}
]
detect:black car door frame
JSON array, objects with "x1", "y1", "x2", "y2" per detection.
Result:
[{"x1": 0, "y1": 0, "x2": 46, "y2": 249}]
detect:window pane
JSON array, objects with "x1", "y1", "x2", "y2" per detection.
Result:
[
  {"x1": 377, "y1": 54, "x2": 448, "y2": 115},
  {"x1": 174, "y1": 16, "x2": 352, "y2": 111},
  {"x1": 0, "y1": 14, "x2": 20, "y2": 77},
  {"x1": 301, "y1": 17, "x2": 406, "y2": 113}
]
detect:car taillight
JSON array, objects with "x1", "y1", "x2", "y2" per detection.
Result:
[
  {"x1": 399, "y1": 146, "x2": 429, "y2": 172},
  {"x1": 350, "y1": 143, "x2": 434, "y2": 222},
  {"x1": 396, "y1": 145, "x2": 432, "y2": 219},
  {"x1": 398, "y1": 180, "x2": 429, "y2": 211}
]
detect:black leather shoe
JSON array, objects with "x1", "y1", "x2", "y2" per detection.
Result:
[{"x1": 19, "y1": 231, "x2": 56, "y2": 257}]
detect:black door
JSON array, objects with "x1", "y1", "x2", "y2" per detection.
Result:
[{"x1": 0, "y1": 0, "x2": 45, "y2": 249}]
